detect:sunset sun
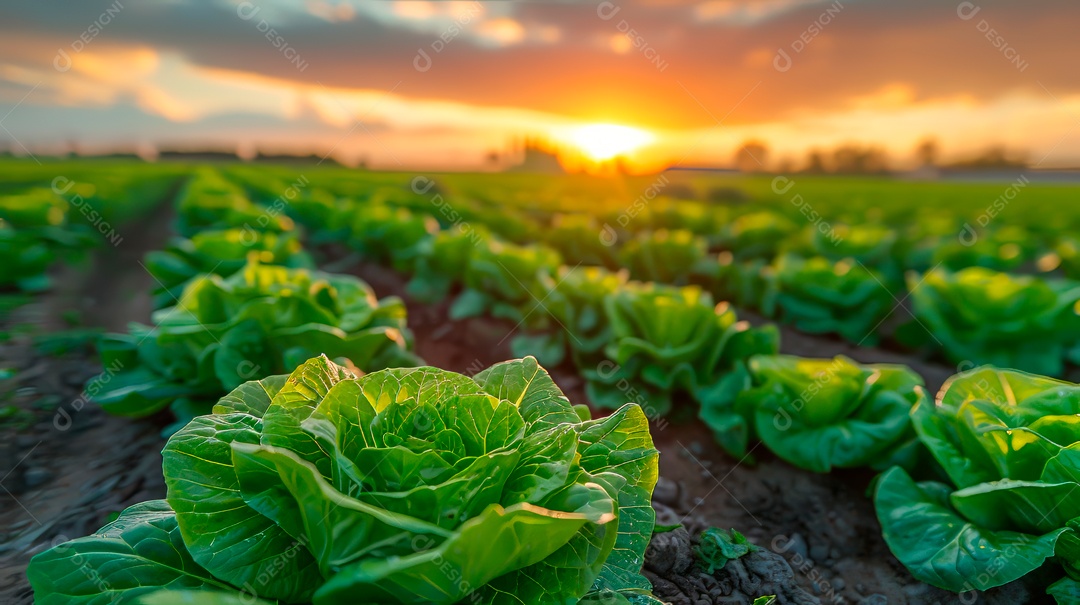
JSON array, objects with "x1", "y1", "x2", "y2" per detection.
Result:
[{"x1": 568, "y1": 123, "x2": 654, "y2": 161}]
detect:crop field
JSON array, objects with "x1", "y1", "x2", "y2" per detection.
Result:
[{"x1": 2, "y1": 157, "x2": 1079, "y2": 605}]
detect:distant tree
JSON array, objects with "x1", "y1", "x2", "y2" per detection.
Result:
[
  {"x1": 832, "y1": 145, "x2": 889, "y2": 174},
  {"x1": 947, "y1": 146, "x2": 1028, "y2": 170},
  {"x1": 734, "y1": 140, "x2": 768, "y2": 172},
  {"x1": 916, "y1": 138, "x2": 940, "y2": 167},
  {"x1": 803, "y1": 149, "x2": 827, "y2": 174}
]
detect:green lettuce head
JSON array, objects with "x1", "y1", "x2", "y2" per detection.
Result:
[
  {"x1": 761, "y1": 255, "x2": 895, "y2": 345},
  {"x1": 875, "y1": 367, "x2": 1080, "y2": 598},
  {"x1": 92, "y1": 260, "x2": 420, "y2": 425},
  {"x1": 904, "y1": 267, "x2": 1080, "y2": 376},
  {"x1": 585, "y1": 283, "x2": 778, "y2": 417},
  {"x1": 700, "y1": 355, "x2": 926, "y2": 471},
  {"x1": 29, "y1": 356, "x2": 659, "y2": 605}
]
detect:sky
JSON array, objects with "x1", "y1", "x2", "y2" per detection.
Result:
[{"x1": 1, "y1": 0, "x2": 1078, "y2": 171}]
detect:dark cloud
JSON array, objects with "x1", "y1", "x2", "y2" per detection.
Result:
[{"x1": 1, "y1": 0, "x2": 1078, "y2": 154}]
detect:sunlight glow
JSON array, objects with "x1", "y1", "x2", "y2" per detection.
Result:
[{"x1": 569, "y1": 123, "x2": 654, "y2": 161}]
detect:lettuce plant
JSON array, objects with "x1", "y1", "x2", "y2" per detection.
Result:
[
  {"x1": 808, "y1": 223, "x2": 898, "y2": 268},
  {"x1": 93, "y1": 261, "x2": 419, "y2": 424},
  {"x1": 544, "y1": 213, "x2": 618, "y2": 268},
  {"x1": 776, "y1": 222, "x2": 906, "y2": 288},
  {"x1": 510, "y1": 266, "x2": 628, "y2": 368},
  {"x1": 406, "y1": 226, "x2": 489, "y2": 303},
  {"x1": 619, "y1": 230, "x2": 713, "y2": 286},
  {"x1": 1056, "y1": 238, "x2": 1080, "y2": 280},
  {"x1": 874, "y1": 367, "x2": 1080, "y2": 600},
  {"x1": 904, "y1": 267, "x2": 1080, "y2": 376},
  {"x1": 449, "y1": 239, "x2": 562, "y2": 324},
  {"x1": 145, "y1": 229, "x2": 313, "y2": 308},
  {"x1": 760, "y1": 255, "x2": 895, "y2": 345},
  {"x1": 176, "y1": 169, "x2": 290, "y2": 237},
  {"x1": 583, "y1": 283, "x2": 778, "y2": 415},
  {"x1": 695, "y1": 528, "x2": 756, "y2": 574},
  {"x1": 0, "y1": 189, "x2": 97, "y2": 290},
  {"x1": 932, "y1": 225, "x2": 1034, "y2": 273},
  {"x1": 711, "y1": 253, "x2": 771, "y2": 309},
  {"x1": 0, "y1": 226, "x2": 55, "y2": 290},
  {"x1": 349, "y1": 205, "x2": 439, "y2": 272},
  {"x1": 29, "y1": 355, "x2": 660, "y2": 605},
  {"x1": 646, "y1": 199, "x2": 727, "y2": 236},
  {"x1": 717, "y1": 211, "x2": 798, "y2": 261},
  {"x1": 284, "y1": 189, "x2": 349, "y2": 244},
  {"x1": 699, "y1": 355, "x2": 926, "y2": 471}
]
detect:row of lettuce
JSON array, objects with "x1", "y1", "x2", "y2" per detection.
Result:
[
  {"x1": 212, "y1": 168, "x2": 1080, "y2": 601},
  {"x1": 225, "y1": 168, "x2": 1080, "y2": 378},
  {"x1": 227, "y1": 166, "x2": 1080, "y2": 281},
  {"x1": 353, "y1": 208, "x2": 1080, "y2": 601},
  {"x1": 35, "y1": 169, "x2": 669, "y2": 605},
  {"x1": 1, "y1": 165, "x2": 181, "y2": 295},
  {"x1": 31, "y1": 167, "x2": 1080, "y2": 603},
  {"x1": 92, "y1": 169, "x2": 425, "y2": 433}
]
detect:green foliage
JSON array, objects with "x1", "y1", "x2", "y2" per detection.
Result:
[
  {"x1": 584, "y1": 283, "x2": 778, "y2": 416},
  {"x1": 908, "y1": 226, "x2": 1034, "y2": 274},
  {"x1": 92, "y1": 261, "x2": 420, "y2": 423},
  {"x1": 32, "y1": 328, "x2": 103, "y2": 357},
  {"x1": 874, "y1": 367, "x2": 1080, "y2": 599},
  {"x1": 30, "y1": 356, "x2": 660, "y2": 605},
  {"x1": 450, "y1": 239, "x2": 562, "y2": 324},
  {"x1": 27, "y1": 500, "x2": 234, "y2": 604},
  {"x1": 273, "y1": 189, "x2": 347, "y2": 242},
  {"x1": 717, "y1": 211, "x2": 798, "y2": 261},
  {"x1": 619, "y1": 230, "x2": 713, "y2": 286},
  {"x1": 761, "y1": 255, "x2": 896, "y2": 344},
  {"x1": 349, "y1": 205, "x2": 439, "y2": 272},
  {"x1": 712, "y1": 254, "x2": 771, "y2": 309},
  {"x1": 176, "y1": 169, "x2": 290, "y2": 237},
  {"x1": 904, "y1": 267, "x2": 1080, "y2": 375},
  {"x1": 544, "y1": 213, "x2": 618, "y2": 268},
  {"x1": 145, "y1": 229, "x2": 313, "y2": 308},
  {"x1": 1050, "y1": 577, "x2": 1080, "y2": 604},
  {"x1": 0, "y1": 189, "x2": 97, "y2": 290},
  {"x1": 700, "y1": 355, "x2": 926, "y2": 470},
  {"x1": 1056, "y1": 238, "x2": 1080, "y2": 281},
  {"x1": 406, "y1": 227, "x2": 489, "y2": 303},
  {"x1": 511, "y1": 266, "x2": 629, "y2": 368},
  {"x1": 695, "y1": 528, "x2": 756, "y2": 574},
  {"x1": 807, "y1": 222, "x2": 898, "y2": 269}
]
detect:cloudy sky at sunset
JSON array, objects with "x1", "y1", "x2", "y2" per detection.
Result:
[{"x1": 1, "y1": 0, "x2": 1078, "y2": 170}]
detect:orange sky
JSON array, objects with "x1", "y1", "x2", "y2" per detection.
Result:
[{"x1": 1, "y1": 0, "x2": 1078, "y2": 170}]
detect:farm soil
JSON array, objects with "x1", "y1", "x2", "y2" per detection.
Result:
[
  {"x1": 0, "y1": 252, "x2": 1040, "y2": 604},
  {"x1": 0, "y1": 198, "x2": 175, "y2": 603}
]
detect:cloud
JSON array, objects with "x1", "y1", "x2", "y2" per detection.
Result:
[
  {"x1": 474, "y1": 18, "x2": 525, "y2": 46},
  {"x1": 2, "y1": 0, "x2": 1080, "y2": 167},
  {"x1": 695, "y1": 0, "x2": 843, "y2": 25}
]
